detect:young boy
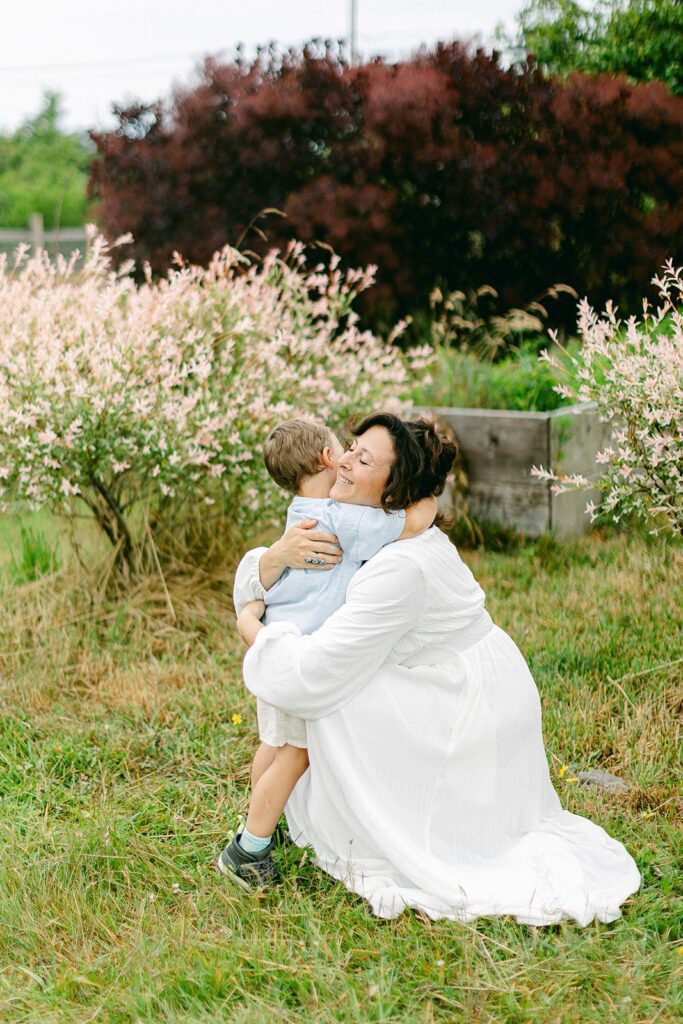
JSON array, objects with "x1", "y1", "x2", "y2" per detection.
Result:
[{"x1": 217, "y1": 419, "x2": 436, "y2": 890}]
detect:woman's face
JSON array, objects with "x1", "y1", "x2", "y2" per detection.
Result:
[{"x1": 329, "y1": 425, "x2": 395, "y2": 507}]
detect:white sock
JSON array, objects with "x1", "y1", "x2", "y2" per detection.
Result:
[{"x1": 238, "y1": 828, "x2": 271, "y2": 854}]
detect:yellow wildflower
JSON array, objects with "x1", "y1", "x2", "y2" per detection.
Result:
[
  {"x1": 559, "y1": 765, "x2": 568, "y2": 778},
  {"x1": 231, "y1": 713, "x2": 243, "y2": 725}
]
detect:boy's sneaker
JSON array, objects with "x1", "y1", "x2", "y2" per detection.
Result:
[{"x1": 217, "y1": 834, "x2": 280, "y2": 892}]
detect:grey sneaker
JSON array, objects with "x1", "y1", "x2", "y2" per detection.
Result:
[{"x1": 217, "y1": 834, "x2": 280, "y2": 892}]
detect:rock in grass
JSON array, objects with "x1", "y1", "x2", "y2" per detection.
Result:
[{"x1": 577, "y1": 769, "x2": 629, "y2": 793}]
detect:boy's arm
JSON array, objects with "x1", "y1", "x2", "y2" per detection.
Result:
[{"x1": 399, "y1": 496, "x2": 439, "y2": 539}]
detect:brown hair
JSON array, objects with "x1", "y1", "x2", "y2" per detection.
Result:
[
  {"x1": 350, "y1": 412, "x2": 456, "y2": 511},
  {"x1": 264, "y1": 419, "x2": 337, "y2": 494}
]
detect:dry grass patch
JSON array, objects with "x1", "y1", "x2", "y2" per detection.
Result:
[{"x1": 0, "y1": 520, "x2": 680, "y2": 1023}]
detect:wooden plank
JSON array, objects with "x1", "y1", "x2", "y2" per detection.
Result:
[
  {"x1": 435, "y1": 406, "x2": 550, "y2": 485},
  {"x1": 437, "y1": 478, "x2": 551, "y2": 536},
  {"x1": 467, "y1": 480, "x2": 550, "y2": 536},
  {"x1": 430, "y1": 402, "x2": 604, "y2": 537}
]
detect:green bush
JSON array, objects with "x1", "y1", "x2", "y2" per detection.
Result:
[
  {"x1": 411, "y1": 340, "x2": 577, "y2": 411},
  {"x1": 503, "y1": 0, "x2": 682, "y2": 95}
]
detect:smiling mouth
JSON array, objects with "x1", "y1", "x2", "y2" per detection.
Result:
[{"x1": 337, "y1": 473, "x2": 352, "y2": 485}]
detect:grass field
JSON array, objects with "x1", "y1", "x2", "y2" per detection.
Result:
[{"x1": 0, "y1": 517, "x2": 680, "y2": 1023}]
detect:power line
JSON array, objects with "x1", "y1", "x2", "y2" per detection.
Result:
[
  {"x1": 0, "y1": 50, "x2": 217, "y2": 75},
  {"x1": 0, "y1": 25, "x2": 496, "y2": 83}
]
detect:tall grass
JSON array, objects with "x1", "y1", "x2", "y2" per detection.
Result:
[
  {"x1": 0, "y1": 516, "x2": 680, "y2": 1023},
  {"x1": 410, "y1": 340, "x2": 578, "y2": 412},
  {"x1": 7, "y1": 523, "x2": 61, "y2": 584}
]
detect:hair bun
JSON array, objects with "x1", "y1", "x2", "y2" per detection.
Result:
[{"x1": 407, "y1": 418, "x2": 456, "y2": 497}]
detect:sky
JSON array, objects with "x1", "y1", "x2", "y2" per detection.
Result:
[{"x1": 0, "y1": 0, "x2": 590, "y2": 134}]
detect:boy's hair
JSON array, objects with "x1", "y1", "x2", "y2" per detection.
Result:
[{"x1": 264, "y1": 420, "x2": 337, "y2": 494}]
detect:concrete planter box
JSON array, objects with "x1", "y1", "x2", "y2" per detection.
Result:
[{"x1": 433, "y1": 402, "x2": 611, "y2": 538}]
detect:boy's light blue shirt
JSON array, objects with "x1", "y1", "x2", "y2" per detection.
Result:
[{"x1": 264, "y1": 497, "x2": 406, "y2": 635}]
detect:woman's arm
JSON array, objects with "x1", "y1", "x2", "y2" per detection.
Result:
[
  {"x1": 233, "y1": 520, "x2": 343, "y2": 613},
  {"x1": 242, "y1": 553, "x2": 426, "y2": 719},
  {"x1": 233, "y1": 548, "x2": 269, "y2": 614}
]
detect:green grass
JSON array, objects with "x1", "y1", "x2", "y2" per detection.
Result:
[
  {"x1": 0, "y1": 519, "x2": 680, "y2": 1023},
  {"x1": 0, "y1": 510, "x2": 87, "y2": 577},
  {"x1": 411, "y1": 340, "x2": 578, "y2": 412},
  {"x1": 7, "y1": 522, "x2": 61, "y2": 584}
]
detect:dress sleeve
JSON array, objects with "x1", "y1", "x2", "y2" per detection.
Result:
[
  {"x1": 242, "y1": 552, "x2": 426, "y2": 719},
  {"x1": 233, "y1": 547, "x2": 268, "y2": 615},
  {"x1": 327, "y1": 503, "x2": 406, "y2": 562}
]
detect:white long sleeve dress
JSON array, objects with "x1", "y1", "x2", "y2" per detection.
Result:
[{"x1": 234, "y1": 527, "x2": 641, "y2": 925}]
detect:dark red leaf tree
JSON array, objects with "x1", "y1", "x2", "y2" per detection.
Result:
[{"x1": 90, "y1": 40, "x2": 683, "y2": 325}]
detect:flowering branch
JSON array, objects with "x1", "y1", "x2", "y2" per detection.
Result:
[{"x1": 533, "y1": 261, "x2": 683, "y2": 534}]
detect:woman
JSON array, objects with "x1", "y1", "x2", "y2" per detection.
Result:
[{"x1": 233, "y1": 413, "x2": 641, "y2": 924}]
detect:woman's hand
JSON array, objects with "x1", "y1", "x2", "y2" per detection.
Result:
[
  {"x1": 258, "y1": 519, "x2": 342, "y2": 590},
  {"x1": 237, "y1": 600, "x2": 266, "y2": 646}
]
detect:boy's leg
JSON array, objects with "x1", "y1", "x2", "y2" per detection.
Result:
[
  {"x1": 218, "y1": 744, "x2": 309, "y2": 888},
  {"x1": 245, "y1": 743, "x2": 309, "y2": 840},
  {"x1": 251, "y1": 742, "x2": 278, "y2": 789}
]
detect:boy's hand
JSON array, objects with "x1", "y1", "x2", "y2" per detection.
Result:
[
  {"x1": 236, "y1": 600, "x2": 265, "y2": 646},
  {"x1": 400, "y1": 496, "x2": 439, "y2": 539}
]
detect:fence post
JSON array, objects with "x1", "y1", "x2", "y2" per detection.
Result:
[{"x1": 29, "y1": 212, "x2": 44, "y2": 251}]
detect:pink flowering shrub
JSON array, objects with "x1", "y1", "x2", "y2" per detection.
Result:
[
  {"x1": 532, "y1": 262, "x2": 683, "y2": 534},
  {"x1": 0, "y1": 230, "x2": 422, "y2": 574}
]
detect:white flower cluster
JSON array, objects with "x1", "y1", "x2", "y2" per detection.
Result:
[
  {"x1": 532, "y1": 261, "x2": 683, "y2": 534},
  {"x1": 0, "y1": 231, "x2": 414, "y2": 567}
]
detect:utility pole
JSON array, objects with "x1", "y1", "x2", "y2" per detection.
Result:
[{"x1": 350, "y1": 0, "x2": 358, "y2": 64}]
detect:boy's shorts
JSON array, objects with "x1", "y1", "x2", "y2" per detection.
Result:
[{"x1": 256, "y1": 698, "x2": 307, "y2": 748}]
